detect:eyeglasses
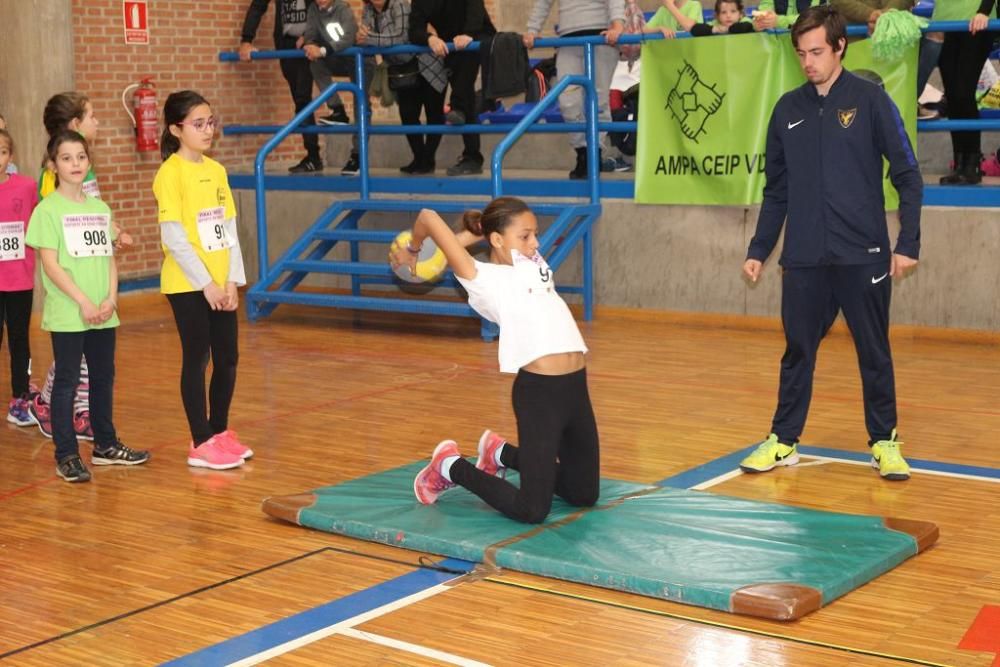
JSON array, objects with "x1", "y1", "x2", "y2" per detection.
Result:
[{"x1": 178, "y1": 116, "x2": 219, "y2": 132}]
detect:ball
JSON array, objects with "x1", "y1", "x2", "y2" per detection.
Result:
[{"x1": 390, "y1": 231, "x2": 447, "y2": 284}]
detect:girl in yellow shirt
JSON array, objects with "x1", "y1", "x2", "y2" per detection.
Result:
[{"x1": 153, "y1": 91, "x2": 249, "y2": 470}]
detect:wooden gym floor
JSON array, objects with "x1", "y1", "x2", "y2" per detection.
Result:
[{"x1": 0, "y1": 294, "x2": 998, "y2": 666}]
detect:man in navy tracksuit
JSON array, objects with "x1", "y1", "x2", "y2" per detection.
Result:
[{"x1": 741, "y1": 6, "x2": 922, "y2": 481}]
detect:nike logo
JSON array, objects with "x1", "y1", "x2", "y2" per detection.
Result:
[
  {"x1": 872, "y1": 272, "x2": 889, "y2": 284},
  {"x1": 787, "y1": 119, "x2": 805, "y2": 129}
]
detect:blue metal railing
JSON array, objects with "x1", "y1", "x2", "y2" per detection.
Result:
[
  {"x1": 223, "y1": 19, "x2": 1000, "y2": 157},
  {"x1": 252, "y1": 77, "x2": 366, "y2": 283},
  {"x1": 491, "y1": 73, "x2": 600, "y2": 202}
]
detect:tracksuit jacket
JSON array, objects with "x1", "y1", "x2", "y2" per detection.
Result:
[{"x1": 747, "y1": 69, "x2": 923, "y2": 268}]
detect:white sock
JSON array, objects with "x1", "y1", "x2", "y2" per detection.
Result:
[
  {"x1": 440, "y1": 455, "x2": 460, "y2": 482},
  {"x1": 494, "y1": 444, "x2": 506, "y2": 467}
]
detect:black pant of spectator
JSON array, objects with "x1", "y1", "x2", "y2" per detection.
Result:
[
  {"x1": 277, "y1": 35, "x2": 320, "y2": 161},
  {"x1": 444, "y1": 51, "x2": 483, "y2": 163},
  {"x1": 939, "y1": 30, "x2": 997, "y2": 155},
  {"x1": 397, "y1": 77, "x2": 446, "y2": 168}
]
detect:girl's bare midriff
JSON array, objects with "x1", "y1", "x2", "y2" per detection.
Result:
[{"x1": 522, "y1": 351, "x2": 586, "y2": 375}]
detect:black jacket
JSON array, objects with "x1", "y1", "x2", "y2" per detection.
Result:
[
  {"x1": 241, "y1": 0, "x2": 315, "y2": 46},
  {"x1": 748, "y1": 70, "x2": 922, "y2": 267},
  {"x1": 408, "y1": 0, "x2": 496, "y2": 45}
]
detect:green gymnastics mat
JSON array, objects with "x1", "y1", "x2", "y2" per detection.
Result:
[{"x1": 262, "y1": 461, "x2": 937, "y2": 620}]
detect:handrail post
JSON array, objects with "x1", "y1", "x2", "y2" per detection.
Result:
[
  {"x1": 490, "y1": 75, "x2": 594, "y2": 196},
  {"x1": 254, "y1": 81, "x2": 362, "y2": 283},
  {"x1": 355, "y1": 53, "x2": 370, "y2": 200},
  {"x1": 583, "y1": 42, "x2": 600, "y2": 205}
]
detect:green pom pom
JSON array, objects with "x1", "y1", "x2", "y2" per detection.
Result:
[{"x1": 871, "y1": 9, "x2": 929, "y2": 62}]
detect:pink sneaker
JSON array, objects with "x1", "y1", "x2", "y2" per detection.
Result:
[
  {"x1": 217, "y1": 430, "x2": 254, "y2": 460},
  {"x1": 187, "y1": 435, "x2": 245, "y2": 470},
  {"x1": 476, "y1": 430, "x2": 507, "y2": 477},
  {"x1": 413, "y1": 440, "x2": 460, "y2": 505},
  {"x1": 74, "y1": 410, "x2": 94, "y2": 441}
]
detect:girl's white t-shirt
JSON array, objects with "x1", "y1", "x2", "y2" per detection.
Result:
[{"x1": 456, "y1": 251, "x2": 588, "y2": 373}]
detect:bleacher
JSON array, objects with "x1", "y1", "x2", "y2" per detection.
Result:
[{"x1": 219, "y1": 17, "x2": 1000, "y2": 333}]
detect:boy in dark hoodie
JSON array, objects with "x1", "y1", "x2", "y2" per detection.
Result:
[{"x1": 304, "y1": 0, "x2": 367, "y2": 174}]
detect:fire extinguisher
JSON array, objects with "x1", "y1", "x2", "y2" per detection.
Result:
[{"x1": 122, "y1": 77, "x2": 159, "y2": 153}]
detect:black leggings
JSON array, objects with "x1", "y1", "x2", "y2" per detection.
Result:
[
  {"x1": 939, "y1": 30, "x2": 997, "y2": 155},
  {"x1": 0, "y1": 289, "x2": 32, "y2": 397},
  {"x1": 166, "y1": 291, "x2": 239, "y2": 445},
  {"x1": 450, "y1": 367, "x2": 600, "y2": 524}
]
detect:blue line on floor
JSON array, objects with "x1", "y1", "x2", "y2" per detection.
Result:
[
  {"x1": 655, "y1": 445, "x2": 759, "y2": 489},
  {"x1": 799, "y1": 445, "x2": 1000, "y2": 479},
  {"x1": 162, "y1": 557, "x2": 474, "y2": 666},
  {"x1": 656, "y1": 443, "x2": 1000, "y2": 489}
]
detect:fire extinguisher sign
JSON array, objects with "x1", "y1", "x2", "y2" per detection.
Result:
[{"x1": 123, "y1": 0, "x2": 149, "y2": 45}]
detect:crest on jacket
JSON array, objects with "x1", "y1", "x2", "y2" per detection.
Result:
[{"x1": 838, "y1": 108, "x2": 857, "y2": 129}]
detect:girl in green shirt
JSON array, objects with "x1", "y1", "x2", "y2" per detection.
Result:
[{"x1": 25, "y1": 132, "x2": 149, "y2": 482}]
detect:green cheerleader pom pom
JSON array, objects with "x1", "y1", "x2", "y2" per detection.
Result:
[{"x1": 871, "y1": 9, "x2": 929, "y2": 62}]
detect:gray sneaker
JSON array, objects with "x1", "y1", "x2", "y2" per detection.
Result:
[
  {"x1": 446, "y1": 157, "x2": 483, "y2": 176},
  {"x1": 56, "y1": 455, "x2": 91, "y2": 483}
]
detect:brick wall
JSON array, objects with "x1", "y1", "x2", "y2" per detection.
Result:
[{"x1": 71, "y1": 0, "x2": 497, "y2": 279}]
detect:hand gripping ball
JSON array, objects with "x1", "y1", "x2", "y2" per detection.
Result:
[{"x1": 390, "y1": 231, "x2": 447, "y2": 283}]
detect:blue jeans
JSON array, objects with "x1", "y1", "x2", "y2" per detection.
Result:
[{"x1": 917, "y1": 35, "x2": 943, "y2": 98}]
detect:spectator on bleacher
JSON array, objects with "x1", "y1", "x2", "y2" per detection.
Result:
[
  {"x1": 753, "y1": 0, "x2": 828, "y2": 30},
  {"x1": 304, "y1": 0, "x2": 368, "y2": 175},
  {"x1": 829, "y1": 0, "x2": 914, "y2": 34},
  {"x1": 408, "y1": 0, "x2": 496, "y2": 176},
  {"x1": 936, "y1": 0, "x2": 998, "y2": 185},
  {"x1": 240, "y1": 0, "x2": 325, "y2": 174},
  {"x1": 524, "y1": 0, "x2": 625, "y2": 179},
  {"x1": 645, "y1": 0, "x2": 703, "y2": 36},
  {"x1": 358, "y1": 0, "x2": 447, "y2": 174},
  {"x1": 663, "y1": 0, "x2": 755, "y2": 35}
]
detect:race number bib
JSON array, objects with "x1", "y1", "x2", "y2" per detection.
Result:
[
  {"x1": 63, "y1": 214, "x2": 112, "y2": 257},
  {"x1": 196, "y1": 207, "x2": 235, "y2": 253},
  {"x1": 0, "y1": 221, "x2": 26, "y2": 262},
  {"x1": 511, "y1": 250, "x2": 554, "y2": 294},
  {"x1": 82, "y1": 179, "x2": 101, "y2": 199}
]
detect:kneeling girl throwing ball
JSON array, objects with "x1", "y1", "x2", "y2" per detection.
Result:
[{"x1": 391, "y1": 197, "x2": 600, "y2": 524}]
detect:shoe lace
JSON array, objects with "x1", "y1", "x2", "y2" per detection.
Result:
[{"x1": 874, "y1": 433, "x2": 904, "y2": 460}]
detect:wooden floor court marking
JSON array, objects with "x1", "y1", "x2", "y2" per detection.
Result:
[
  {"x1": 0, "y1": 546, "x2": 335, "y2": 661},
  {"x1": 477, "y1": 577, "x2": 957, "y2": 667},
  {"x1": 206, "y1": 564, "x2": 474, "y2": 667},
  {"x1": 337, "y1": 628, "x2": 494, "y2": 667}
]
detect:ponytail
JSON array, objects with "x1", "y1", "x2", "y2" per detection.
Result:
[
  {"x1": 462, "y1": 210, "x2": 483, "y2": 236},
  {"x1": 160, "y1": 127, "x2": 180, "y2": 161},
  {"x1": 464, "y1": 197, "x2": 531, "y2": 239}
]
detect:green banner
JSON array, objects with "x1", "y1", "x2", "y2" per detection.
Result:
[{"x1": 635, "y1": 33, "x2": 917, "y2": 208}]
